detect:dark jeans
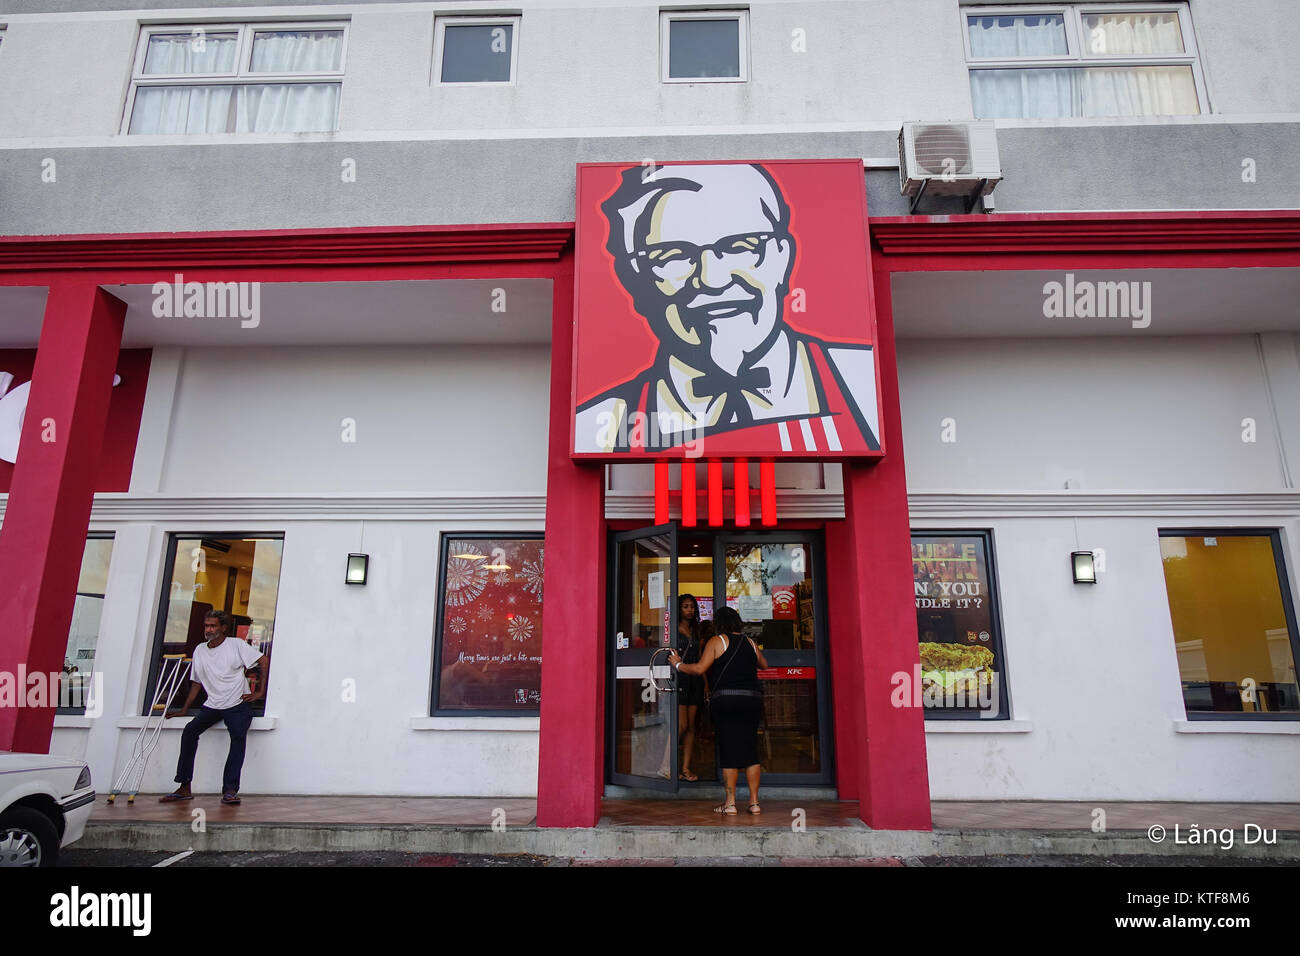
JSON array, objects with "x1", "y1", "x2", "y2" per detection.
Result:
[{"x1": 174, "y1": 701, "x2": 254, "y2": 793}]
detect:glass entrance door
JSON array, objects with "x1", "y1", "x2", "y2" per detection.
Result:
[
  {"x1": 608, "y1": 524, "x2": 679, "y2": 791},
  {"x1": 716, "y1": 534, "x2": 832, "y2": 785}
]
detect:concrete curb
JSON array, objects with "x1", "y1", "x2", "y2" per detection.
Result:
[{"x1": 80, "y1": 822, "x2": 1300, "y2": 861}]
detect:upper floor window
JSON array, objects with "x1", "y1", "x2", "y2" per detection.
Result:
[
  {"x1": 126, "y1": 23, "x2": 346, "y2": 134},
  {"x1": 964, "y1": 4, "x2": 1204, "y2": 119},
  {"x1": 435, "y1": 16, "x2": 520, "y2": 84},
  {"x1": 661, "y1": 10, "x2": 748, "y2": 82}
]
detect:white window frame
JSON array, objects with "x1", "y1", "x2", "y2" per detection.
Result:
[
  {"x1": 660, "y1": 9, "x2": 750, "y2": 84},
  {"x1": 122, "y1": 20, "x2": 349, "y2": 135},
  {"x1": 433, "y1": 15, "x2": 522, "y2": 86},
  {"x1": 962, "y1": 3, "x2": 1209, "y2": 115}
]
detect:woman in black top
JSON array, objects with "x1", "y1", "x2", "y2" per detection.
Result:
[
  {"x1": 676, "y1": 594, "x2": 705, "y2": 782},
  {"x1": 670, "y1": 606, "x2": 768, "y2": 814}
]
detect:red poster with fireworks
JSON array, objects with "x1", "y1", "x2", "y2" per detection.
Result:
[
  {"x1": 571, "y1": 160, "x2": 884, "y2": 461},
  {"x1": 436, "y1": 538, "x2": 544, "y2": 712}
]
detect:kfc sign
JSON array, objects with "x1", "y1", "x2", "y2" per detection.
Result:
[{"x1": 572, "y1": 160, "x2": 884, "y2": 460}]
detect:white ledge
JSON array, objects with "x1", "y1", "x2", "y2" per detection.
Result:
[
  {"x1": 53, "y1": 716, "x2": 96, "y2": 729},
  {"x1": 926, "y1": 719, "x2": 1033, "y2": 733},
  {"x1": 116, "y1": 716, "x2": 278, "y2": 731},
  {"x1": 411, "y1": 716, "x2": 540, "y2": 732},
  {"x1": 1174, "y1": 720, "x2": 1300, "y2": 734}
]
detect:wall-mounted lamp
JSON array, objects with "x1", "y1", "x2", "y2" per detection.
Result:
[
  {"x1": 346, "y1": 553, "x2": 369, "y2": 585},
  {"x1": 1071, "y1": 551, "x2": 1097, "y2": 584}
]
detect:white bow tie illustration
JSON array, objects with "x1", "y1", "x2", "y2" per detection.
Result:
[{"x1": 0, "y1": 370, "x2": 121, "y2": 464}]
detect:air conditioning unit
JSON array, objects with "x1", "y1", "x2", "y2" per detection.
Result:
[{"x1": 899, "y1": 120, "x2": 1001, "y2": 207}]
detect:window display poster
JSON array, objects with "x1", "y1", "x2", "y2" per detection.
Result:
[
  {"x1": 438, "y1": 538, "x2": 544, "y2": 711},
  {"x1": 912, "y1": 535, "x2": 998, "y2": 710}
]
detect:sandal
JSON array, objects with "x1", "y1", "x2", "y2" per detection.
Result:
[
  {"x1": 679, "y1": 770, "x2": 698, "y2": 782},
  {"x1": 159, "y1": 792, "x2": 193, "y2": 803},
  {"x1": 221, "y1": 792, "x2": 242, "y2": 806},
  {"x1": 713, "y1": 803, "x2": 737, "y2": 815},
  {"x1": 749, "y1": 804, "x2": 762, "y2": 814}
]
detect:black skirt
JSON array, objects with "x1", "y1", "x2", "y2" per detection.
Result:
[{"x1": 710, "y1": 693, "x2": 763, "y2": 769}]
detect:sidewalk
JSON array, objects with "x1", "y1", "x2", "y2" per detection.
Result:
[{"x1": 81, "y1": 796, "x2": 1300, "y2": 862}]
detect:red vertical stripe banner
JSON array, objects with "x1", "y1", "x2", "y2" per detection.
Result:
[
  {"x1": 654, "y1": 459, "x2": 670, "y2": 525},
  {"x1": 734, "y1": 457, "x2": 750, "y2": 527},
  {"x1": 681, "y1": 460, "x2": 697, "y2": 527},
  {"x1": 708, "y1": 460, "x2": 724, "y2": 527},
  {"x1": 760, "y1": 459, "x2": 777, "y2": 526}
]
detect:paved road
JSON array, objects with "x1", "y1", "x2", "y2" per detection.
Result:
[{"x1": 58, "y1": 849, "x2": 1291, "y2": 867}]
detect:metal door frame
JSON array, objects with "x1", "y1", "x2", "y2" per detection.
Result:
[{"x1": 606, "y1": 523, "x2": 679, "y2": 791}]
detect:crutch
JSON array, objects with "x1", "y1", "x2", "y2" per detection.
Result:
[{"x1": 107, "y1": 655, "x2": 192, "y2": 804}]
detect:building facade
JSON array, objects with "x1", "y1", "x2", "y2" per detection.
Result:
[{"x1": 2, "y1": 0, "x2": 1299, "y2": 829}]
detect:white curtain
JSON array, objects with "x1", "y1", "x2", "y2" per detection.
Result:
[
  {"x1": 132, "y1": 30, "x2": 341, "y2": 133},
  {"x1": 142, "y1": 33, "x2": 238, "y2": 74},
  {"x1": 1083, "y1": 13, "x2": 1184, "y2": 55},
  {"x1": 130, "y1": 85, "x2": 232, "y2": 134},
  {"x1": 236, "y1": 83, "x2": 340, "y2": 133},
  {"x1": 250, "y1": 30, "x2": 343, "y2": 73},
  {"x1": 970, "y1": 12, "x2": 1197, "y2": 118},
  {"x1": 968, "y1": 15, "x2": 1067, "y2": 58},
  {"x1": 972, "y1": 65, "x2": 1198, "y2": 118}
]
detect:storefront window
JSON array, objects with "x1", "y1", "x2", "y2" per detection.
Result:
[
  {"x1": 145, "y1": 535, "x2": 283, "y2": 716},
  {"x1": 59, "y1": 534, "x2": 114, "y2": 714},
  {"x1": 432, "y1": 535, "x2": 544, "y2": 714},
  {"x1": 1159, "y1": 531, "x2": 1300, "y2": 716},
  {"x1": 912, "y1": 532, "x2": 1007, "y2": 718}
]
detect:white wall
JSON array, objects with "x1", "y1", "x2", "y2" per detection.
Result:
[
  {"x1": 154, "y1": 344, "x2": 551, "y2": 495},
  {"x1": 61, "y1": 514, "x2": 544, "y2": 798},
  {"x1": 897, "y1": 335, "x2": 1283, "y2": 491},
  {"x1": 918, "y1": 514, "x2": 1300, "y2": 801},
  {"x1": 47, "y1": 334, "x2": 1300, "y2": 803},
  {"x1": 7, "y1": 0, "x2": 1298, "y2": 142}
]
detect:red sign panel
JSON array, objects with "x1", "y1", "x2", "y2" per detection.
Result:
[
  {"x1": 757, "y1": 667, "x2": 816, "y2": 681},
  {"x1": 572, "y1": 160, "x2": 883, "y2": 461}
]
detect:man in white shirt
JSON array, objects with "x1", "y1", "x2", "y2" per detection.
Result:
[{"x1": 160, "y1": 610, "x2": 269, "y2": 806}]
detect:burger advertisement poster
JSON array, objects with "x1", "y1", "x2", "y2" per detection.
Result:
[{"x1": 912, "y1": 535, "x2": 999, "y2": 712}]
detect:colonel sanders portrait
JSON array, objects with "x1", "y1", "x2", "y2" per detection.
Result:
[{"x1": 574, "y1": 162, "x2": 881, "y2": 456}]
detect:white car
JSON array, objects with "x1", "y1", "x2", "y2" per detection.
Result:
[{"x1": 0, "y1": 752, "x2": 95, "y2": 867}]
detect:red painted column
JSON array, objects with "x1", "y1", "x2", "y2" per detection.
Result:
[
  {"x1": 0, "y1": 283, "x2": 126, "y2": 753},
  {"x1": 538, "y1": 248, "x2": 607, "y2": 827},
  {"x1": 838, "y1": 268, "x2": 930, "y2": 829},
  {"x1": 826, "y1": 516, "x2": 863, "y2": 802}
]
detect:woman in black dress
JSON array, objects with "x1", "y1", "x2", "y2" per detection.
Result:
[
  {"x1": 675, "y1": 594, "x2": 705, "y2": 782},
  {"x1": 669, "y1": 606, "x2": 767, "y2": 814}
]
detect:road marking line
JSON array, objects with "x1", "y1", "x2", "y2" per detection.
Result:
[{"x1": 153, "y1": 849, "x2": 195, "y2": 867}]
